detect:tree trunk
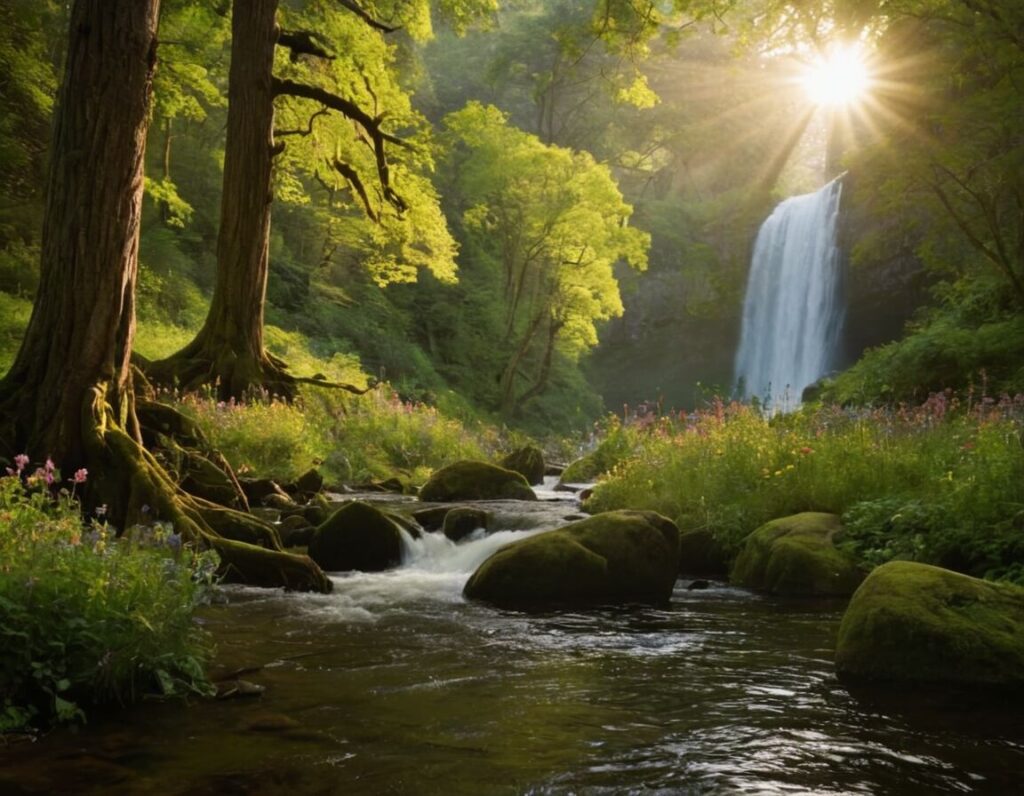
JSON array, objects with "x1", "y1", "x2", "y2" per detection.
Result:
[
  {"x1": 0, "y1": 0, "x2": 329, "y2": 594},
  {"x1": 148, "y1": 0, "x2": 293, "y2": 400}
]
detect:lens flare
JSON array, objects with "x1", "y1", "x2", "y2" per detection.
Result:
[{"x1": 801, "y1": 44, "x2": 871, "y2": 106}]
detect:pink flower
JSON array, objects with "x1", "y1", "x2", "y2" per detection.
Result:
[
  {"x1": 72, "y1": 468, "x2": 88, "y2": 484},
  {"x1": 13, "y1": 454, "x2": 29, "y2": 473}
]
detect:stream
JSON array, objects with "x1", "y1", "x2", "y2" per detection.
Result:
[{"x1": 2, "y1": 481, "x2": 1022, "y2": 794}]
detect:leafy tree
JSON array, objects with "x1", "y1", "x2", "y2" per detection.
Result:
[
  {"x1": 147, "y1": 0, "x2": 484, "y2": 400},
  {"x1": 0, "y1": 0, "x2": 330, "y2": 593},
  {"x1": 440, "y1": 102, "x2": 649, "y2": 415}
]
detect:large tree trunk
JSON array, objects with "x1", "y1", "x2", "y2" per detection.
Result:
[
  {"x1": 0, "y1": 0, "x2": 329, "y2": 594},
  {"x1": 147, "y1": 0, "x2": 293, "y2": 400}
]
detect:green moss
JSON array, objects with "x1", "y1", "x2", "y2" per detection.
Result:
[
  {"x1": 731, "y1": 512, "x2": 865, "y2": 596},
  {"x1": 463, "y1": 510, "x2": 679, "y2": 609},
  {"x1": 836, "y1": 561, "x2": 1024, "y2": 687},
  {"x1": 308, "y1": 501, "x2": 403, "y2": 572},
  {"x1": 500, "y1": 446, "x2": 546, "y2": 485},
  {"x1": 419, "y1": 460, "x2": 537, "y2": 502}
]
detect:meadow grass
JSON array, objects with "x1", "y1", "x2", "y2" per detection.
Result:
[{"x1": 586, "y1": 394, "x2": 1024, "y2": 582}]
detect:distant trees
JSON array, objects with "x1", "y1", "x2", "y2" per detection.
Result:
[{"x1": 440, "y1": 103, "x2": 649, "y2": 415}]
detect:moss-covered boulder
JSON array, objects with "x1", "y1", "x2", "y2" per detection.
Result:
[
  {"x1": 293, "y1": 468, "x2": 323, "y2": 496},
  {"x1": 443, "y1": 507, "x2": 490, "y2": 542},
  {"x1": 419, "y1": 460, "x2": 537, "y2": 502},
  {"x1": 500, "y1": 446, "x2": 546, "y2": 486},
  {"x1": 731, "y1": 512, "x2": 864, "y2": 596},
  {"x1": 308, "y1": 501, "x2": 404, "y2": 572},
  {"x1": 463, "y1": 510, "x2": 679, "y2": 609},
  {"x1": 412, "y1": 506, "x2": 451, "y2": 531},
  {"x1": 678, "y1": 528, "x2": 730, "y2": 577},
  {"x1": 836, "y1": 561, "x2": 1024, "y2": 688}
]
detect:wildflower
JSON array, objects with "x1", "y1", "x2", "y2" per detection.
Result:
[
  {"x1": 799, "y1": 446, "x2": 814, "y2": 455},
  {"x1": 167, "y1": 532, "x2": 182, "y2": 553},
  {"x1": 95, "y1": 504, "x2": 107, "y2": 517},
  {"x1": 72, "y1": 468, "x2": 88, "y2": 484},
  {"x1": 13, "y1": 454, "x2": 29, "y2": 473}
]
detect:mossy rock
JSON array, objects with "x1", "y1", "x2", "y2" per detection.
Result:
[
  {"x1": 463, "y1": 510, "x2": 679, "y2": 609},
  {"x1": 293, "y1": 468, "x2": 324, "y2": 496},
  {"x1": 308, "y1": 500, "x2": 404, "y2": 572},
  {"x1": 678, "y1": 528, "x2": 731, "y2": 577},
  {"x1": 412, "y1": 506, "x2": 451, "y2": 531},
  {"x1": 500, "y1": 446, "x2": 546, "y2": 486},
  {"x1": 239, "y1": 477, "x2": 289, "y2": 505},
  {"x1": 443, "y1": 507, "x2": 490, "y2": 542},
  {"x1": 836, "y1": 561, "x2": 1024, "y2": 688},
  {"x1": 731, "y1": 512, "x2": 864, "y2": 596},
  {"x1": 558, "y1": 453, "x2": 604, "y2": 485},
  {"x1": 419, "y1": 460, "x2": 537, "y2": 502}
]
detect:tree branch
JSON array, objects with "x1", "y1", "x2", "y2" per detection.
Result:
[
  {"x1": 277, "y1": 29, "x2": 334, "y2": 61},
  {"x1": 275, "y1": 107, "x2": 329, "y2": 138},
  {"x1": 335, "y1": 0, "x2": 399, "y2": 34},
  {"x1": 332, "y1": 159, "x2": 379, "y2": 221}
]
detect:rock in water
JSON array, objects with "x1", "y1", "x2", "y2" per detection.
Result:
[
  {"x1": 443, "y1": 507, "x2": 490, "y2": 542},
  {"x1": 836, "y1": 561, "x2": 1024, "y2": 688},
  {"x1": 308, "y1": 501, "x2": 403, "y2": 572},
  {"x1": 731, "y1": 512, "x2": 864, "y2": 596},
  {"x1": 500, "y1": 446, "x2": 546, "y2": 485},
  {"x1": 419, "y1": 460, "x2": 537, "y2": 502},
  {"x1": 463, "y1": 510, "x2": 679, "y2": 609},
  {"x1": 293, "y1": 468, "x2": 324, "y2": 497}
]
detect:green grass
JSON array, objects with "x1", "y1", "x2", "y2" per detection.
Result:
[
  {"x1": 586, "y1": 397, "x2": 1024, "y2": 582},
  {"x1": 177, "y1": 385, "x2": 502, "y2": 486},
  {"x1": 0, "y1": 469, "x2": 215, "y2": 732}
]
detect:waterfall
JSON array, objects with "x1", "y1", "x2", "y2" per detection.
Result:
[{"x1": 734, "y1": 177, "x2": 845, "y2": 412}]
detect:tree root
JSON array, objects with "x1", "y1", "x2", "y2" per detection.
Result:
[
  {"x1": 84, "y1": 385, "x2": 331, "y2": 593},
  {"x1": 143, "y1": 347, "x2": 372, "y2": 403}
]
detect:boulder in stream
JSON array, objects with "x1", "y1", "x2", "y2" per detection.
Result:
[
  {"x1": 463, "y1": 509, "x2": 679, "y2": 609},
  {"x1": 443, "y1": 507, "x2": 490, "y2": 542},
  {"x1": 500, "y1": 446, "x2": 546, "y2": 486},
  {"x1": 419, "y1": 460, "x2": 537, "y2": 502},
  {"x1": 835, "y1": 561, "x2": 1024, "y2": 689},
  {"x1": 731, "y1": 512, "x2": 864, "y2": 596},
  {"x1": 308, "y1": 500, "x2": 404, "y2": 572}
]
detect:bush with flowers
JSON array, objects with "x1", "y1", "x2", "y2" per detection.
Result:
[
  {"x1": 585, "y1": 392, "x2": 1024, "y2": 583},
  {"x1": 0, "y1": 456, "x2": 217, "y2": 732}
]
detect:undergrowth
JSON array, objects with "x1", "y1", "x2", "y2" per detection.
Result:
[
  {"x1": 0, "y1": 462, "x2": 216, "y2": 732},
  {"x1": 586, "y1": 394, "x2": 1024, "y2": 582}
]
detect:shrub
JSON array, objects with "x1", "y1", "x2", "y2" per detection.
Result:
[{"x1": 0, "y1": 465, "x2": 216, "y2": 732}]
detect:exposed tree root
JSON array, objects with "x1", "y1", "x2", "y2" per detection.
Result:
[
  {"x1": 143, "y1": 346, "x2": 372, "y2": 403},
  {"x1": 83, "y1": 385, "x2": 331, "y2": 593}
]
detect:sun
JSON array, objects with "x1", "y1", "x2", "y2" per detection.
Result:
[{"x1": 800, "y1": 44, "x2": 872, "y2": 106}]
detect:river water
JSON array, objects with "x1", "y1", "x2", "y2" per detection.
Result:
[{"x1": 2, "y1": 484, "x2": 1022, "y2": 794}]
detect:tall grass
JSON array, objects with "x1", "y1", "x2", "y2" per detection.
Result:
[
  {"x1": 177, "y1": 386, "x2": 501, "y2": 486},
  {"x1": 587, "y1": 394, "x2": 1024, "y2": 581}
]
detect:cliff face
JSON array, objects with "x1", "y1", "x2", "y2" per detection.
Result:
[{"x1": 836, "y1": 170, "x2": 932, "y2": 370}]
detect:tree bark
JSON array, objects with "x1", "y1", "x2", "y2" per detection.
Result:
[
  {"x1": 148, "y1": 0, "x2": 292, "y2": 400},
  {"x1": 0, "y1": 0, "x2": 330, "y2": 594}
]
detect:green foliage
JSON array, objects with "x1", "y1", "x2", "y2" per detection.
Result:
[
  {"x1": 179, "y1": 383, "x2": 499, "y2": 486},
  {"x1": 0, "y1": 473, "x2": 215, "y2": 732},
  {"x1": 824, "y1": 276, "x2": 1024, "y2": 404},
  {"x1": 0, "y1": 292, "x2": 33, "y2": 375},
  {"x1": 587, "y1": 398, "x2": 1024, "y2": 579}
]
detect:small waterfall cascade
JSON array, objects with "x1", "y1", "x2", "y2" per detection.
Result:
[{"x1": 734, "y1": 177, "x2": 845, "y2": 412}]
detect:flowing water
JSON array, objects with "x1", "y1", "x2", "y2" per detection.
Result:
[
  {"x1": 735, "y1": 178, "x2": 845, "y2": 412},
  {"x1": 2, "y1": 485, "x2": 1022, "y2": 794}
]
